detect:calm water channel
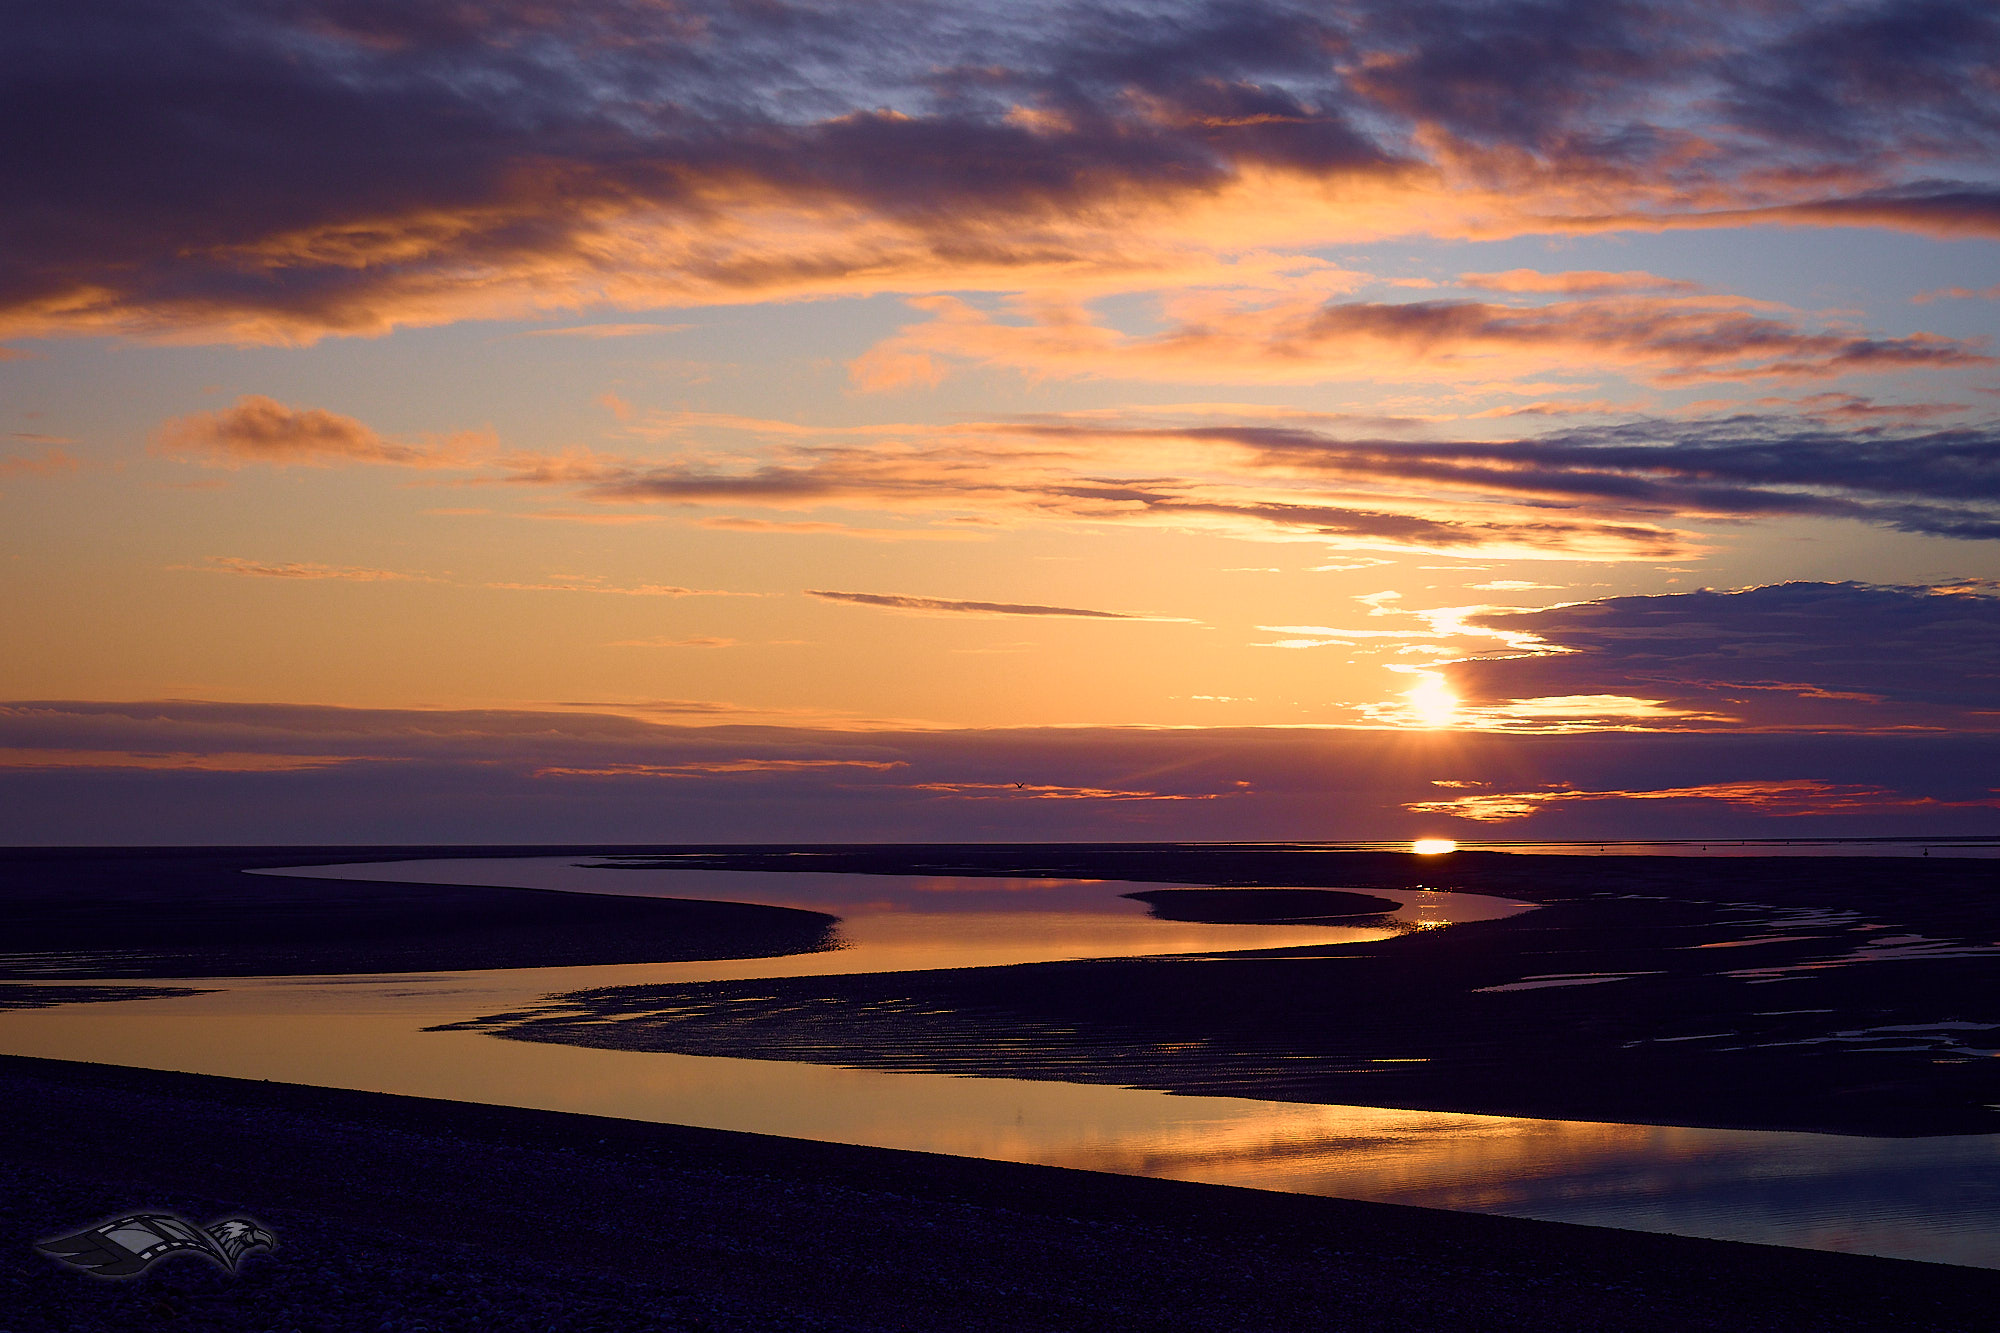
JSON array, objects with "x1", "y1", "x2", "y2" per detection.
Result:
[{"x1": 1, "y1": 856, "x2": 1993, "y2": 1270}]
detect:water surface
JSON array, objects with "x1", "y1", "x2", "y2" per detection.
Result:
[{"x1": 2, "y1": 856, "x2": 1993, "y2": 1270}]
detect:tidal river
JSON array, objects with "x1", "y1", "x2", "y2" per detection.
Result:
[{"x1": 0, "y1": 856, "x2": 1994, "y2": 1270}]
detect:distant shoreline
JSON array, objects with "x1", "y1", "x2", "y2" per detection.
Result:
[{"x1": 0, "y1": 846, "x2": 840, "y2": 980}]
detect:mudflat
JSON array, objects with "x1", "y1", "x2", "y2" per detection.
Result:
[
  {"x1": 447, "y1": 844, "x2": 2000, "y2": 1136},
  {"x1": 8, "y1": 843, "x2": 2000, "y2": 1133}
]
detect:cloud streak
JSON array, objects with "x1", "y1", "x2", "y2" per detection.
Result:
[
  {"x1": 1044, "y1": 415, "x2": 2000, "y2": 543},
  {"x1": 805, "y1": 589, "x2": 1171, "y2": 620},
  {"x1": 489, "y1": 411, "x2": 1693, "y2": 559},
  {"x1": 485, "y1": 578, "x2": 748, "y2": 597},
  {"x1": 184, "y1": 556, "x2": 746, "y2": 598},
  {"x1": 1457, "y1": 270, "x2": 1700, "y2": 296},
  {"x1": 192, "y1": 557, "x2": 421, "y2": 582},
  {"x1": 852, "y1": 292, "x2": 1988, "y2": 388},
  {"x1": 1407, "y1": 778, "x2": 2000, "y2": 822},
  {"x1": 164, "y1": 395, "x2": 2000, "y2": 559},
  {"x1": 475, "y1": 408, "x2": 2000, "y2": 558},
  {"x1": 1252, "y1": 420, "x2": 2000, "y2": 538}
]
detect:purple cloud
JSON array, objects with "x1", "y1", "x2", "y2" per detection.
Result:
[{"x1": 1450, "y1": 581, "x2": 2000, "y2": 729}]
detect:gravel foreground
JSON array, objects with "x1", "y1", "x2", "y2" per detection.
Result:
[{"x1": 3, "y1": 1055, "x2": 1996, "y2": 1332}]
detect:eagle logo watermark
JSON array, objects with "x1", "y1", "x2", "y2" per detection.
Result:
[{"x1": 37, "y1": 1212, "x2": 275, "y2": 1278}]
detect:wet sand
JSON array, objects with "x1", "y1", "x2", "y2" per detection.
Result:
[{"x1": 5, "y1": 1053, "x2": 1996, "y2": 1333}]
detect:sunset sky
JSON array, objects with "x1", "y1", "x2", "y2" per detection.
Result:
[{"x1": 4, "y1": 0, "x2": 1998, "y2": 843}]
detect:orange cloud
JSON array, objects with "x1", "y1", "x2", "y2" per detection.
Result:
[
  {"x1": 458, "y1": 400, "x2": 2000, "y2": 566},
  {"x1": 154, "y1": 396, "x2": 491, "y2": 468},
  {"x1": 1916, "y1": 282, "x2": 2000, "y2": 304},
  {"x1": 512, "y1": 416, "x2": 1691, "y2": 562},
  {"x1": 182, "y1": 556, "x2": 752, "y2": 598},
  {"x1": 0, "y1": 445, "x2": 80, "y2": 479},
  {"x1": 908, "y1": 782, "x2": 1223, "y2": 801},
  {"x1": 534, "y1": 758, "x2": 907, "y2": 779},
  {"x1": 188, "y1": 556, "x2": 423, "y2": 582},
  {"x1": 1408, "y1": 779, "x2": 2000, "y2": 822},
  {"x1": 1457, "y1": 270, "x2": 1700, "y2": 295},
  {"x1": 850, "y1": 291, "x2": 1988, "y2": 389}
]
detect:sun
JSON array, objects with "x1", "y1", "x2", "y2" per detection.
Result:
[{"x1": 1406, "y1": 675, "x2": 1458, "y2": 728}]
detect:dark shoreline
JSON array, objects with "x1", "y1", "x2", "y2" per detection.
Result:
[
  {"x1": 0, "y1": 847, "x2": 838, "y2": 979},
  {"x1": 6, "y1": 1054, "x2": 1997, "y2": 1332}
]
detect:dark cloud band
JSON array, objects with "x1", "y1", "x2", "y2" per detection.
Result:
[
  {"x1": 7, "y1": 1, "x2": 2000, "y2": 338},
  {"x1": 2, "y1": 698, "x2": 1994, "y2": 842},
  {"x1": 1449, "y1": 580, "x2": 2000, "y2": 729}
]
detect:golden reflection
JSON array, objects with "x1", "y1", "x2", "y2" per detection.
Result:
[{"x1": 2, "y1": 979, "x2": 1991, "y2": 1267}]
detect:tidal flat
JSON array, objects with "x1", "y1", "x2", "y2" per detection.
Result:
[
  {"x1": 3, "y1": 843, "x2": 1999, "y2": 1327},
  {"x1": 423, "y1": 843, "x2": 2000, "y2": 1137}
]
